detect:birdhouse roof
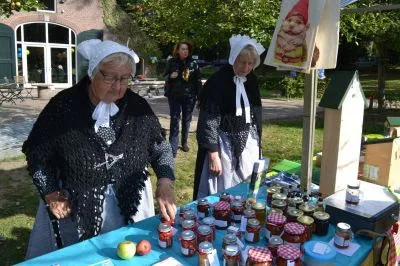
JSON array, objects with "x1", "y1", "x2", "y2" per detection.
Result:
[
  {"x1": 319, "y1": 71, "x2": 365, "y2": 109},
  {"x1": 386, "y1": 117, "x2": 400, "y2": 127}
]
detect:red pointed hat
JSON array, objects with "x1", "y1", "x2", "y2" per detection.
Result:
[{"x1": 285, "y1": 0, "x2": 309, "y2": 24}]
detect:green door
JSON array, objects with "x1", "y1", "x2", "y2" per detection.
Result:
[
  {"x1": 0, "y1": 23, "x2": 15, "y2": 83},
  {"x1": 76, "y1": 29, "x2": 103, "y2": 80}
]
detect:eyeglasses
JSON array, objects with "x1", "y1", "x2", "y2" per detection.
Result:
[{"x1": 98, "y1": 70, "x2": 132, "y2": 85}]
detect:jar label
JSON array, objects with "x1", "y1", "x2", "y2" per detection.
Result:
[
  {"x1": 334, "y1": 235, "x2": 350, "y2": 247},
  {"x1": 233, "y1": 214, "x2": 242, "y2": 221},
  {"x1": 181, "y1": 247, "x2": 189, "y2": 255},
  {"x1": 287, "y1": 260, "x2": 295, "y2": 266},
  {"x1": 215, "y1": 219, "x2": 228, "y2": 227},
  {"x1": 240, "y1": 216, "x2": 248, "y2": 232},
  {"x1": 245, "y1": 232, "x2": 254, "y2": 242},
  {"x1": 283, "y1": 241, "x2": 301, "y2": 249},
  {"x1": 158, "y1": 239, "x2": 167, "y2": 248},
  {"x1": 265, "y1": 229, "x2": 271, "y2": 239},
  {"x1": 198, "y1": 212, "x2": 205, "y2": 218}
]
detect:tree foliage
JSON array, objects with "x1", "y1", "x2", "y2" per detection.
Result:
[
  {"x1": 0, "y1": 0, "x2": 45, "y2": 18},
  {"x1": 118, "y1": 0, "x2": 280, "y2": 48}
]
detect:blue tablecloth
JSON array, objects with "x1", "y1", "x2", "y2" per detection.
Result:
[{"x1": 17, "y1": 183, "x2": 372, "y2": 266}]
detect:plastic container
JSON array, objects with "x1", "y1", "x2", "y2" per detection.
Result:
[{"x1": 303, "y1": 240, "x2": 336, "y2": 266}]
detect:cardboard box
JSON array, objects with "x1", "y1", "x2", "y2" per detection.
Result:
[{"x1": 360, "y1": 138, "x2": 400, "y2": 189}]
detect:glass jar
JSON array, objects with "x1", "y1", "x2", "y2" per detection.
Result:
[
  {"x1": 346, "y1": 181, "x2": 360, "y2": 205},
  {"x1": 252, "y1": 202, "x2": 267, "y2": 225},
  {"x1": 179, "y1": 205, "x2": 192, "y2": 223},
  {"x1": 245, "y1": 218, "x2": 261, "y2": 243},
  {"x1": 197, "y1": 198, "x2": 210, "y2": 219},
  {"x1": 271, "y1": 199, "x2": 287, "y2": 214},
  {"x1": 231, "y1": 199, "x2": 245, "y2": 223},
  {"x1": 158, "y1": 223, "x2": 173, "y2": 248},
  {"x1": 241, "y1": 208, "x2": 256, "y2": 230},
  {"x1": 224, "y1": 244, "x2": 241, "y2": 266},
  {"x1": 182, "y1": 219, "x2": 196, "y2": 232},
  {"x1": 292, "y1": 197, "x2": 304, "y2": 209},
  {"x1": 233, "y1": 195, "x2": 246, "y2": 208},
  {"x1": 180, "y1": 230, "x2": 196, "y2": 257},
  {"x1": 276, "y1": 244, "x2": 302, "y2": 266},
  {"x1": 297, "y1": 215, "x2": 314, "y2": 241},
  {"x1": 316, "y1": 197, "x2": 325, "y2": 212},
  {"x1": 222, "y1": 233, "x2": 238, "y2": 253},
  {"x1": 282, "y1": 222, "x2": 306, "y2": 248},
  {"x1": 268, "y1": 208, "x2": 284, "y2": 216},
  {"x1": 183, "y1": 210, "x2": 197, "y2": 222},
  {"x1": 267, "y1": 187, "x2": 280, "y2": 206},
  {"x1": 268, "y1": 236, "x2": 283, "y2": 258},
  {"x1": 213, "y1": 201, "x2": 231, "y2": 229},
  {"x1": 265, "y1": 213, "x2": 286, "y2": 240},
  {"x1": 246, "y1": 197, "x2": 257, "y2": 209},
  {"x1": 246, "y1": 246, "x2": 273, "y2": 266},
  {"x1": 313, "y1": 211, "x2": 330, "y2": 236},
  {"x1": 227, "y1": 224, "x2": 242, "y2": 240},
  {"x1": 198, "y1": 241, "x2": 214, "y2": 266},
  {"x1": 197, "y1": 224, "x2": 213, "y2": 244},
  {"x1": 201, "y1": 217, "x2": 216, "y2": 241},
  {"x1": 220, "y1": 192, "x2": 231, "y2": 202},
  {"x1": 272, "y1": 193, "x2": 287, "y2": 202},
  {"x1": 286, "y1": 209, "x2": 304, "y2": 223},
  {"x1": 334, "y1": 222, "x2": 353, "y2": 249},
  {"x1": 299, "y1": 203, "x2": 316, "y2": 217}
]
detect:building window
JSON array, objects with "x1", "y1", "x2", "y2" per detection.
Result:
[{"x1": 38, "y1": 0, "x2": 56, "y2": 12}]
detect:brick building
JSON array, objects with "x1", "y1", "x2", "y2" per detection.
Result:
[{"x1": 0, "y1": 0, "x2": 107, "y2": 88}]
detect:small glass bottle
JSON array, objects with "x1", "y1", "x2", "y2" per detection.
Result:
[
  {"x1": 198, "y1": 241, "x2": 214, "y2": 266},
  {"x1": 224, "y1": 244, "x2": 241, "y2": 266},
  {"x1": 346, "y1": 181, "x2": 361, "y2": 205},
  {"x1": 158, "y1": 223, "x2": 173, "y2": 248},
  {"x1": 313, "y1": 211, "x2": 330, "y2": 236},
  {"x1": 252, "y1": 202, "x2": 267, "y2": 225},
  {"x1": 334, "y1": 222, "x2": 353, "y2": 249},
  {"x1": 222, "y1": 233, "x2": 238, "y2": 253},
  {"x1": 268, "y1": 235, "x2": 283, "y2": 258},
  {"x1": 201, "y1": 217, "x2": 216, "y2": 241},
  {"x1": 276, "y1": 244, "x2": 302, "y2": 266},
  {"x1": 296, "y1": 215, "x2": 314, "y2": 241},
  {"x1": 213, "y1": 201, "x2": 231, "y2": 229},
  {"x1": 197, "y1": 198, "x2": 210, "y2": 219},
  {"x1": 197, "y1": 224, "x2": 213, "y2": 244},
  {"x1": 180, "y1": 230, "x2": 196, "y2": 257},
  {"x1": 182, "y1": 219, "x2": 196, "y2": 232},
  {"x1": 265, "y1": 213, "x2": 287, "y2": 240},
  {"x1": 231, "y1": 199, "x2": 245, "y2": 223},
  {"x1": 245, "y1": 218, "x2": 261, "y2": 243},
  {"x1": 282, "y1": 222, "x2": 306, "y2": 248},
  {"x1": 246, "y1": 246, "x2": 273, "y2": 266}
]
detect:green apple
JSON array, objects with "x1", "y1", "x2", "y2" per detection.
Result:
[{"x1": 117, "y1": 240, "x2": 136, "y2": 260}]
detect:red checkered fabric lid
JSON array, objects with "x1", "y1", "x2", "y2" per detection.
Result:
[
  {"x1": 267, "y1": 213, "x2": 287, "y2": 225},
  {"x1": 248, "y1": 247, "x2": 273, "y2": 262},
  {"x1": 277, "y1": 244, "x2": 301, "y2": 260},
  {"x1": 214, "y1": 201, "x2": 231, "y2": 211},
  {"x1": 284, "y1": 222, "x2": 305, "y2": 235}
]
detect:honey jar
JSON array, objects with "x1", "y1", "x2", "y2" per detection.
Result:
[
  {"x1": 252, "y1": 202, "x2": 267, "y2": 225},
  {"x1": 213, "y1": 201, "x2": 231, "y2": 229},
  {"x1": 282, "y1": 222, "x2": 306, "y2": 248},
  {"x1": 276, "y1": 244, "x2": 302, "y2": 266},
  {"x1": 246, "y1": 246, "x2": 273, "y2": 266},
  {"x1": 180, "y1": 230, "x2": 196, "y2": 257},
  {"x1": 245, "y1": 218, "x2": 261, "y2": 243}
]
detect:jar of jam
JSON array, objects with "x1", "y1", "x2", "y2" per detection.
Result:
[
  {"x1": 180, "y1": 230, "x2": 196, "y2": 257},
  {"x1": 313, "y1": 211, "x2": 330, "y2": 236},
  {"x1": 233, "y1": 195, "x2": 246, "y2": 207},
  {"x1": 276, "y1": 244, "x2": 302, "y2": 266},
  {"x1": 179, "y1": 205, "x2": 192, "y2": 219},
  {"x1": 272, "y1": 193, "x2": 287, "y2": 202},
  {"x1": 299, "y1": 203, "x2": 316, "y2": 217},
  {"x1": 160, "y1": 215, "x2": 175, "y2": 226},
  {"x1": 245, "y1": 218, "x2": 261, "y2": 243},
  {"x1": 334, "y1": 222, "x2": 353, "y2": 249},
  {"x1": 268, "y1": 236, "x2": 283, "y2": 258},
  {"x1": 268, "y1": 208, "x2": 284, "y2": 216},
  {"x1": 220, "y1": 192, "x2": 231, "y2": 202},
  {"x1": 296, "y1": 215, "x2": 314, "y2": 241},
  {"x1": 291, "y1": 197, "x2": 304, "y2": 209},
  {"x1": 252, "y1": 202, "x2": 267, "y2": 225},
  {"x1": 241, "y1": 208, "x2": 256, "y2": 231},
  {"x1": 282, "y1": 222, "x2": 306, "y2": 248},
  {"x1": 158, "y1": 223, "x2": 173, "y2": 248},
  {"x1": 231, "y1": 199, "x2": 245, "y2": 223},
  {"x1": 267, "y1": 187, "x2": 280, "y2": 206},
  {"x1": 246, "y1": 246, "x2": 273, "y2": 266},
  {"x1": 183, "y1": 210, "x2": 197, "y2": 222},
  {"x1": 227, "y1": 224, "x2": 242, "y2": 240},
  {"x1": 265, "y1": 213, "x2": 287, "y2": 240},
  {"x1": 213, "y1": 201, "x2": 231, "y2": 229},
  {"x1": 197, "y1": 198, "x2": 210, "y2": 219},
  {"x1": 271, "y1": 199, "x2": 287, "y2": 213},
  {"x1": 346, "y1": 181, "x2": 360, "y2": 205},
  {"x1": 286, "y1": 209, "x2": 304, "y2": 223},
  {"x1": 182, "y1": 219, "x2": 196, "y2": 232},
  {"x1": 197, "y1": 224, "x2": 213, "y2": 244},
  {"x1": 222, "y1": 233, "x2": 238, "y2": 253},
  {"x1": 201, "y1": 217, "x2": 216, "y2": 241},
  {"x1": 198, "y1": 241, "x2": 214, "y2": 266},
  {"x1": 224, "y1": 244, "x2": 241, "y2": 266}
]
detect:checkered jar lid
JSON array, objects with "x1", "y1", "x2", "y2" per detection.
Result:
[
  {"x1": 277, "y1": 244, "x2": 301, "y2": 260},
  {"x1": 284, "y1": 222, "x2": 305, "y2": 235},
  {"x1": 214, "y1": 201, "x2": 231, "y2": 211},
  {"x1": 248, "y1": 247, "x2": 273, "y2": 262},
  {"x1": 267, "y1": 213, "x2": 287, "y2": 225}
]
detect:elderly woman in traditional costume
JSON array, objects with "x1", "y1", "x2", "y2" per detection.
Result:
[
  {"x1": 23, "y1": 40, "x2": 176, "y2": 258},
  {"x1": 193, "y1": 35, "x2": 265, "y2": 200}
]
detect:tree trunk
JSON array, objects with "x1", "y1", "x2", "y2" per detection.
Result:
[{"x1": 376, "y1": 43, "x2": 385, "y2": 111}]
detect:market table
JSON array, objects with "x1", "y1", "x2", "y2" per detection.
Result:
[{"x1": 17, "y1": 183, "x2": 373, "y2": 266}]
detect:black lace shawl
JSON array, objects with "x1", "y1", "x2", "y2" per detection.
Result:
[{"x1": 22, "y1": 76, "x2": 174, "y2": 240}]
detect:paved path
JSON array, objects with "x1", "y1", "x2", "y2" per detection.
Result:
[{"x1": 0, "y1": 89, "x2": 316, "y2": 160}]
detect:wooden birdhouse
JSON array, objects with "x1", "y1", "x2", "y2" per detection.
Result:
[
  {"x1": 384, "y1": 117, "x2": 400, "y2": 138},
  {"x1": 318, "y1": 71, "x2": 366, "y2": 197}
]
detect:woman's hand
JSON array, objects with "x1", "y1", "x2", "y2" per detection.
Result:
[
  {"x1": 170, "y1": 72, "x2": 178, "y2": 79},
  {"x1": 156, "y1": 178, "x2": 177, "y2": 222},
  {"x1": 208, "y1": 151, "x2": 222, "y2": 176},
  {"x1": 45, "y1": 191, "x2": 71, "y2": 220}
]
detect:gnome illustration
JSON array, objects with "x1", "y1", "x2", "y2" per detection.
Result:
[{"x1": 275, "y1": 0, "x2": 310, "y2": 66}]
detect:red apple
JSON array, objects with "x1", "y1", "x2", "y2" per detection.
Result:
[{"x1": 136, "y1": 239, "x2": 152, "y2": 255}]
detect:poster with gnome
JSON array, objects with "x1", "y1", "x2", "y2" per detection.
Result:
[{"x1": 264, "y1": 0, "x2": 340, "y2": 73}]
